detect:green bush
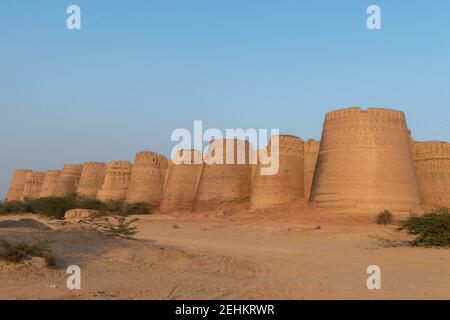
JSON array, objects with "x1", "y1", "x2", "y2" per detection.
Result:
[
  {"x1": 400, "y1": 208, "x2": 450, "y2": 247},
  {"x1": 0, "y1": 239, "x2": 55, "y2": 266},
  {"x1": 0, "y1": 197, "x2": 152, "y2": 219},
  {"x1": 124, "y1": 202, "x2": 151, "y2": 215},
  {"x1": 376, "y1": 210, "x2": 394, "y2": 225},
  {"x1": 0, "y1": 201, "x2": 33, "y2": 214},
  {"x1": 26, "y1": 197, "x2": 78, "y2": 219},
  {"x1": 76, "y1": 198, "x2": 106, "y2": 211}
]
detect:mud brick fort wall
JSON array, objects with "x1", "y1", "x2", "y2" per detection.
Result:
[
  {"x1": 250, "y1": 135, "x2": 305, "y2": 209},
  {"x1": 310, "y1": 107, "x2": 421, "y2": 214},
  {"x1": 76, "y1": 162, "x2": 107, "y2": 198},
  {"x1": 5, "y1": 106, "x2": 449, "y2": 216},
  {"x1": 97, "y1": 160, "x2": 132, "y2": 202}
]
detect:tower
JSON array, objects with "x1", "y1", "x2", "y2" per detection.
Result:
[{"x1": 310, "y1": 107, "x2": 420, "y2": 213}]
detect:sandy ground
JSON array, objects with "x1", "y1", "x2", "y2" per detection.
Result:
[{"x1": 0, "y1": 203, "x2": 449, "y2": 300}]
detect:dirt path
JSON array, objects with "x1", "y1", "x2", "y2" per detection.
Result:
[
  {"x1": 134, "y1": 215, "x2": 450, "y2": 299},
  {"x1": 0, "y1": 213, "x2": 449, "y2": 299}
]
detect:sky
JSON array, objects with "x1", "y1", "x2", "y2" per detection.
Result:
[{"x1": 1, "y1": 0, "x2": 449, "y2": 198}]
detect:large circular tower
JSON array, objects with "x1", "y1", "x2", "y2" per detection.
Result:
[
  {"x1": 125, "y1": 151, "x2": 166, "y2": 205},
  {"x1": 6, "y1": 169, "x2": 32, "y2": 201},
  {"x1": 250, "y1": 135, "x2": 304, "y2": 209},
  {"x1": 40, "y1": 170, "x2": 61, "y2": 197},
  {"x1": 21, "y1": 171, "x2": 45, "y2": 200},
  {"x1": 56, "y1": 164, "x2": 83, "y2": 197},
  {"x1": 76, "y1": 162, "x2": 107, "y2": 198},
  {"x1": 160, "y1": 149, "x2": 203, "y2": 212},
  {"x1": 194, "y1": 139, "x2": 252, "y2": 211},
  {"x1": 310, "y1": 107, "x2": 420, "y2": 213},
  {"x1": 97, "y1": 160, "x2": 132, "y2": 202},
  {"x1": 413, "y1": 141, "x2": 450, "y2": 208}
]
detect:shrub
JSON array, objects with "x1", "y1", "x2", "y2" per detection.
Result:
[
  {"x1": 399, "y1": 208, "x2": 450, "y2": 247},
  {"x1": 0, "y1": 201, "x2": 33, "y2": 214},
  {"x1": 0, "y1": 197, "x2": 152, "y2": 219},
  {"x1": 0, "y1": 239, "x2": 55, "y2": 266},
  {"x1": 76, "y1": 198, "x2": 106, "y2": 211},
  {"x1": 376, "y1": 210, "x2": 394, "y2": 225},
  {"x1": 78, "y1": 216, "x2": 139, "y2": 239},
  {"x1": 103, "y1": 200, "x2": 125, "y2": 214},
  {"x1": 124, "y1": 203, "x2": 151, "y2": 215},
  {"x1": 26, "y1": 197, "x2": 77, "y2": 219}
]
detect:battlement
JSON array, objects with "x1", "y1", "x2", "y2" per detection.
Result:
[
  {"x1": 106, "y1": 160, "x2": 132, "y2": 170},
  {"x1": 413, "y1": 141, "x2": 450, "y2": 160},
  {"x1": 135, "y1": 151, "x2": 161, "y2": 166},
  {"x1": 175, "y1": 149, "x2": 203, "y2": 164},
  {"x1": 325, "y1": 106, "x2": 406, "y2": 122},
  {"x1": 303, "y1": 139, "x2": 320, "y2": 153},
  {"x1": 82, "y1": 161, "x2": 106, "y2": 169}
]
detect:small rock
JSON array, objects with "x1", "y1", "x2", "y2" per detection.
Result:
[{"x1": 64, "y1": 209, "x2": 98, "y2": 220}]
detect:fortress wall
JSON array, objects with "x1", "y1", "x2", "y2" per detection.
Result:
[
  {"x1": 250, "y1": 135, "x2": 304, "y2": 209},
  {"x1": 249, "y1": 148, "x2": 260, "y2": 189},
  {"x1": 97, "y1": 160, "x2": 132, "y2": 202},
  {"x1": 125, "y1": 152, "x2": 166, "y2": 205},
  {"x1": 76, "y1": 162, "x2": 107, "y2": 198},
  {"x1": 413, "y1": 141, "x2": 450, "y2": 207},
  {"x1": 56, "y1": 164, "x2": 83, "y2": 197},
  {"x1": 310, "y1": 107, "x2": 420, "y2": 214},
  {"x1": 39, "y1": 170, "x2": 61, "y2": 198},
  {"x1": 21, "y1": 171, "x2": 45, "y2": 200},
  {"x1": 159, "y1": 155, "x2": 170, "y2": 190},
  {"x1": 160, "y1": 149, "x2": 204, "y2": 212},
  {"x1": 303, "y1": 139, "x2": 320, "y2": 200},
  {"x1": 194, "y1": 139, "x2": 252, "y2": 211},
  {"x1": 6, "y1": 169, "x2": 33, "y2": 201}
]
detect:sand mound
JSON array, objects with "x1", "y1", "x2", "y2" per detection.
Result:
[{"x1": 0, "y1": 218, "x2": 52, "y2": 231}]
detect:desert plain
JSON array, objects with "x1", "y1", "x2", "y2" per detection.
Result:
[{"x1": 1, "y1": 200, "x2": 449, "y2": 300}]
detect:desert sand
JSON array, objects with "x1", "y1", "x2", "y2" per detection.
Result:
[{"x1": 1, "y1": 203, "x2": 449, "y2": 300}]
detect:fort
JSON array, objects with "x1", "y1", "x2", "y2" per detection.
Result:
[
  {"x1": 310, "y1": 107, "x2": 420, "y2": 214},
  {"x1": 56, "y1": 164, "x2": 83, "y2": 197},
  {"x1": 303, "y1": 139, "x2": 320, "y2": 200},
  {"x1": 4, "y1": 106, "x2": 449, "y2": 216},
  {"x1": 39, "y1": 170, "x2": 61, "y2": 198},
  {"x1": 194, "y1": 139, "x2": 253, "y2": 211},
  {"x1": 21, "y1": 171, "x2": 45, "y2": 200},
  {"x1": 413, "y1": 141, "x2": 450, "y2": 208},
  {"x1": 77, "y1": 162, "x2": 107, "y2": 198},
  {"x1": 6, "y1": 169, "x2": 33, "y2": 201},
  {"x1": 250, "y1": 135, "x2": 304, "y2": 209},
  {"x1": 160, "y1": 149, "x2": 203, "y2": 211},
  {"x1": 126, "y1": 151, "x2": 167, "y2": 206},
  {"x1": 97, "y1": 161, "x2": 132, "y2": 202}
]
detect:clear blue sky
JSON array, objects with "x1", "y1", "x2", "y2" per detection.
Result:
[{"x1": 1, "y1": 0, "x2": 449, "y2": 198}]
